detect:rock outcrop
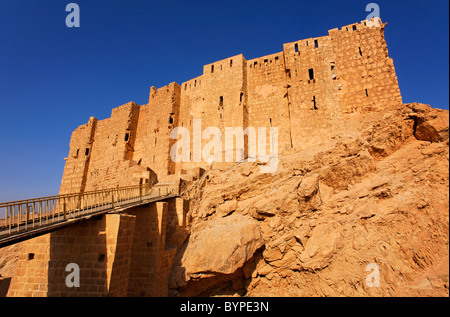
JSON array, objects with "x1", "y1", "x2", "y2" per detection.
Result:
[{"x1": 170, "y1": 102, "x2": 449, "y2": 297}]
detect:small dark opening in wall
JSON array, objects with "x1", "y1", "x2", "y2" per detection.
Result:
[
  {"x1": 184, "y1": 84, "x2": 187, "y2": 90},
  {"x1": 28, "y1": 253, "x2": 34, "y2": 260},
  {"x1": 313, "y1": 96, "x2": 318, "y2": 110},
  {"x1": 219, "y1": 96, "x2": 223, "y2": 108},
  {"x1": 359, "y1": 47, "x2": 363, "y2": 57},
  {"x1": 308, "y1": 68, "x2": 315, "y2": 80},
  {"x1": 240, "y1": 92, "x2": 243, "y2": 103},
  {"x1": 98, "y1": 254, "x2": 105, "y2": 262},
  {"x1": 275, "y1": 56, "x2": 279, "y2": 61},
  {"x1": 365, "y1": 89, "x2": 369, "y2": 97},
  {"x1": 230, "y1": 59, "x2": 233, "y2": 67},
  {"x1": 306, "y1": 41, "x2": 309, "y2": 46},
  {"x1": 85, "y1": 148, "x2": 90, "y2": 156},
  {"x1": 75, "y1": 149, "x2": 79, "y2": 157},
  {"x1": 314, "y1": 40, "x2": 318, "y2": 48},
  {"x1": 353, "y1": 25, "x2": 357, "y2": 31},
  {"x1": 220, "y1": 113, "x2": 223, "y2": 119},
  {"x1": 169, "y1": 115, "x2": 174, "y2": 124},
  {"x1": 124, "y1": 133, "x2": 130, "y2": 142},
  {"x1": 295, "y1": 43, "x2": 299, "y2": 53},
  {"x1": 211, "y1": 65, "x2": 214, "y2": 73}
]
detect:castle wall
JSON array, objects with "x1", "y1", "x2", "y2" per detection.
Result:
[
  {"x1": 59, "y1": 117, "x2": 97, "y2": 195},
  {"x1": 59, "y1": 19, "x2": 403, "y2": 193},
  {"x1": 133, "y1": 83, "x2": 181, "y2": 178},
  {"x1": 246, "y1": 52, "x2": 292, "y2": 153},
  {"x1": 7, "y1": 213, "x2": 136, "y2": 297},
  {"x1": 176, "y1": 54, "x2": 247, "y2": 172},
  {"x1": 329, "y1": 21, "x2": 402, "y2": 113}
]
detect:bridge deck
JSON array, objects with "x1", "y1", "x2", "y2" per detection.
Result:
[{"x1": 0, "y1": 184, "x2": 178, "y2": 248}]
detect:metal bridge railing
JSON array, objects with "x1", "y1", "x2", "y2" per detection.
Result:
[{"x1": 0, "y1": 183, "x2": 177, "y2": 237}]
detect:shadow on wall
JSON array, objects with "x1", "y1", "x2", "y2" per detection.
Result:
[
  {"x1": 45, "y1": 198, "x2": 189, "y2": 297},
  {"x1": 47, "y1": 215, "x2": 109, "y2": 296},
  {"x1": 0, "y1": 277, "x2": 11, "y2": 297}
]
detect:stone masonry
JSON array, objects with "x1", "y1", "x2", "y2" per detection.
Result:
[{"x1": 59, "y1": 18, "x2": 402, "y2": 194}]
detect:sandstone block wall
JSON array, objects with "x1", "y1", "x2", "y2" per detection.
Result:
[
  {"x1": 6, "y1": 198, "x2": 188, "y2": 297},
  {"x1": 59, "y1": 19, "x2": 402, "y2": 194}
]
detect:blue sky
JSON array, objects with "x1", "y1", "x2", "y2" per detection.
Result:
[{"x1": 0, "y1": 0, "x2": 448, "y2": 202}]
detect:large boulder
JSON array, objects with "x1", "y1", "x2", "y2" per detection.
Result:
[{"x1": 181, "y1": 213, "x2": 264, "y2": 277}]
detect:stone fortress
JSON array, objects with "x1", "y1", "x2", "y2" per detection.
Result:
[
  {"x1": 59, "y1": 18, "x2": 402, "y2": 195},
  {"x1": 5, "y1": 18, "x2": 449, "y2": 298}
]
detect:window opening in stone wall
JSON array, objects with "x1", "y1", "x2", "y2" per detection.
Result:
[
  {"x1": 28, "y1": 253, "x2": 34, "y2": 260},
  {"x1": 306, "y1": 41, "x2": 309, "y2": 46},
  {"x1": 359, "y1": 47, "x2": 363, "y2": 57},
  {"x1": 125, "y1": 132, "x2": 130, "y2": 142},
  {"x1": 295, "y1": 43, "x2": 299, "y2": 53},
  {"x1": 365, "y1": 89, "x2": 369, "y2": 97},
  {"x1": 230, "y1": 59, "x2": 233, "y2": 67},
  {"x1": 314, "y1": 40, "x2": 318, "y2": 48},
  {"x1": 85, "y1": 148, "x2": 90, "y2": 156},
  {"x1": 353, "y1": 25, "x2": 357, "y2": 31},
  {"x1": 211, "y1": 65, "x2": 214, "y2": 73},
  {"x1": 331, "y1": 63, "x2": 336, "y2": 80},
  {"x1": 313, "y1": 96, "x2": 318, "y2": 110},
  {"x1": 169, "y1": 115, "x2": 174, "y2": 124},
  {"x1": 98, "y1": 254, "x2": 105, "y2": 262},
  {"x1": 240, "y1": 92, "x2": 243, "y2": 103},
  {"x1": 219, "y1": 96, "x2": 223, "y2": 108},
  {"x1": 309, "y1": 68, "x2": 314, "y2": 80},
  {"x1": 76, "y1": 149, "x2": 79, "y2": 157}
]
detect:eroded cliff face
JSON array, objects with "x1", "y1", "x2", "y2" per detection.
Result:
[{"x1": 169, "y1": 103, "x2": 449, "y2": 297}]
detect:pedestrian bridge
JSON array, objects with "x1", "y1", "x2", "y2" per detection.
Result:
[{"x1": 0, "y1": 183, "x2": 178, "y2": 248}]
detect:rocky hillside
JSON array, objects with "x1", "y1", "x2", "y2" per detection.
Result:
[
  {"x1": 1, "y1": 102, "x2": 448, "y2": 297},
  {"x1": 170, "y1": 103, "x2": 449, "y2": 297}
]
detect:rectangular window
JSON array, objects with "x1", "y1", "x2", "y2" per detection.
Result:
[
  {"x1": 85, "y1": 148, "x2": 90, "y2": 156},
  {"x1": 295, "y1": 43, "x2": 299, "y2": 53},
  {"x1": 353, "y1": 25, "x2": 357, "y2": 31},
  {"x1": 124, "y1": 133, "x2": 130, "y2": 142},
  {"x1": 219, "y1": 96, "x2": 223, "y2": 109},
  {"x1": 365, "y1": 89, "x2": 369, "y2": 97},
  {"x1": 359, "y1": 47, "x2": 363, "y2": 57},
  {"x1": 240, "y1": 92, "x2": 243, "y2": 103},
  {"x1": 314, "y1": 40, "x2": 318, "y2": 48},
  {"x1": 211, "y1": 65, "x2": 214, "y2": 73},
  {"x1": 308, "y1": 68, "x2": 314, "y2": 80},
  {"x1": 230, "y1": 59, "x2": 233, "y2": 67},
  {"x1": 312, "y1": 96, "x2": 318, "y2": 110}
]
